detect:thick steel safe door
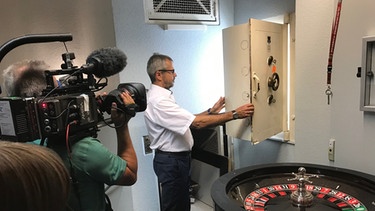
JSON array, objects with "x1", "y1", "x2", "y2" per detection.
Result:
[{"x1": 223, "y1": 19, "x2": 286, "y2": 144}]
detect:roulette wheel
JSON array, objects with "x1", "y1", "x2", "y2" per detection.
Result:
[{"x1": 211, "y1": 163, "x2": 375, "y2": 211}]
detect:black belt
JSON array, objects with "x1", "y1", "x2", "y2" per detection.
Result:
[{"x1": 155, "y1": 149, "x2": 191, "y2": 157}]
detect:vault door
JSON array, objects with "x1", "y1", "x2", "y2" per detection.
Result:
[{"x1": 223, "y1": 18, "x2": 286, "y2": 144}]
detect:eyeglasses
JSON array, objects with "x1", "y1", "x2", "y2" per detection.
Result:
[{"x1": 159, "y1": 69, "x2": 175, "y2": 74}]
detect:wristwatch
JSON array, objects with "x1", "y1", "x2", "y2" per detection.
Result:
[{"x1": 232, "y1": 110, "x2": 239, "y2": 119}]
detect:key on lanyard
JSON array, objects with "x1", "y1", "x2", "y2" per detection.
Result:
[{"x1": 325, "y1": 86, "x2": 332, "y2": 105}]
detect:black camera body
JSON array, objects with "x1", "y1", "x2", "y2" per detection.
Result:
[
  {"x1": 0, "y1": 91, "x2": 99, "y2": 142},
  {"x1": 0, "y1": 79, "x2": 146, "y2": 143},
  {"x1": 0, "y1": 33, "x2": 147, "y2": 143}
]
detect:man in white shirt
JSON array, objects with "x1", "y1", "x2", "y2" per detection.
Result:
[{"x1": 144, "y1": 53, "x2": 254, "y2": 211}]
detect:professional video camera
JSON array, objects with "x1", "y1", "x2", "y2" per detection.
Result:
[{"x1": 0, "y1": 33, "x2": 147, "y2": 143}]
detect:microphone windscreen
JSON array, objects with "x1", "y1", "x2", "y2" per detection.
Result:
[{"x1": 86, "y1": 47, "x2": 127, "y2": 78}]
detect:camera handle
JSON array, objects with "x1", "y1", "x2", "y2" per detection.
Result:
[{"x1": 0, "y1": 33, "x2": 73, "y2": 63}]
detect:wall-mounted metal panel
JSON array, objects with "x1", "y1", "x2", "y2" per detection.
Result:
[
  {"x1": 360, "y1": 36, "x2": 375, "y2": 112},
  {"x1": 143, "y1": 0, "x2": 219, "y2": 25}
]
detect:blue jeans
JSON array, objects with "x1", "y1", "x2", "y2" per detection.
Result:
[{"x1": 153, "y1": 151, "x2": 191, "y2": 211}]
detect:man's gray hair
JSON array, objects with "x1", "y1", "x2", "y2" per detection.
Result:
[
  {"x1": 2, "y1": 60, "x2": 49, "y2": 97},
  {"x1": 146, "y1": 53, "x2": 173, "y2": 83}
]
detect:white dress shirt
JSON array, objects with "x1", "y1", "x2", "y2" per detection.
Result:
[{"x1": 144, "y1": 84, "x2": 196, "y2": 152}]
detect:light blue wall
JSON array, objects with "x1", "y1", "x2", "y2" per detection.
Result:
[
  {"x1": 294, "y1": 0, "x2": 375, "y2": 175},
  {"x1": 234, "y1": 0, "x2": 295, "y2": 24},
  {"x1": 110, "y1": 0, "x2": 235, "y2": 210},
  {"x1": 109, "y1": 0, "x2": 297, "y2": 209},
  {"x1": 109, "y1": 0, "x2": 296, "y2": 209}
]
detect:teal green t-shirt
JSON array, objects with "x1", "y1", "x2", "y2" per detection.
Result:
[{"x1": 50, "y1": 136, "x2": 127, "y2": 211}]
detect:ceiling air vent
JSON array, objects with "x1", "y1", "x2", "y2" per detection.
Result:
[{"x1": 143, "y1": 0, "x2": 219, "y2": 25}]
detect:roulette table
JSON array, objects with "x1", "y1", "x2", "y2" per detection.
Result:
[{"x1": 211, "y1": 163, "x2": 375, "y2": 211}]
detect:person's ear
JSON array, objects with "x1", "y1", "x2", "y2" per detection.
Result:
[{"x1": 155, "y1": 70, "x2": 162, "y2": 79}]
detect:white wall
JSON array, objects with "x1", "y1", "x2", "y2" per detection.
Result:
[
  {"x1": 234, "y1": 0, "x2": 375, "y2": 178},
  {"x1": 295, "y1": 0, "x2": 375, "y2": 174}
]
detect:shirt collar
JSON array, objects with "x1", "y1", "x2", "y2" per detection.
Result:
[{"x1": 150, "y1": 84, "x2": 173, "y2": 95}]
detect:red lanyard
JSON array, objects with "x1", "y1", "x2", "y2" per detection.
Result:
[{"x1": 326, "y1": 0, "x2": 343, "y2": 104}]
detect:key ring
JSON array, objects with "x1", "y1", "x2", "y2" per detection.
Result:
[{"x1": 325, "y1": 87, "x2": 332, "y2": 96}]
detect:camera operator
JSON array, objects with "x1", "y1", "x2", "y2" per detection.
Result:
[{"x1": 2, "y1": 59, "x2": 138, "y2": 211}]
